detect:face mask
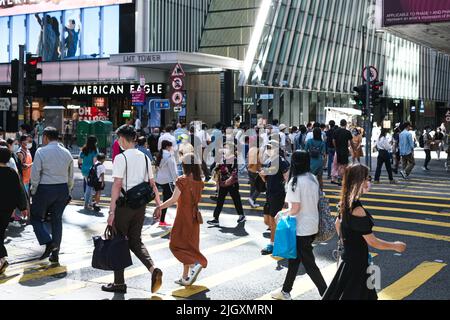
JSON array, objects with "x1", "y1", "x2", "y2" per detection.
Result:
[
  {"x1": 13, "y1": 144, "x2": 19, "y2": 153},
  {"x1": 27, "y1": 143, "x2": 32, "y2": 150}
]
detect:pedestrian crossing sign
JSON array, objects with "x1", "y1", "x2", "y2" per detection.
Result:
[{"x1": 171, "y1": 63, "x2": 186, "y2": 77}]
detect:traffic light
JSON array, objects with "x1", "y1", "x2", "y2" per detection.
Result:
[
  {"x1": 25, "y1": 53, "x2": 42, "y2": 95},
  {"x1": 353, "y1": 84, "x2": 368, "y2": 109},
  {"x1": 370, "y1": 81, "x2": 384, "y2": 106},
  {"x1": 10, "y1": 59, "x2": 20, "y2": 94}
]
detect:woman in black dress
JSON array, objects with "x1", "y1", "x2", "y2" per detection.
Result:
[
  {"x1": 323, "y1": 164, "x2": 406, "y2": 300},
  {"x1": 0, "y1": 146, "x2": 28, "y2": 274}
]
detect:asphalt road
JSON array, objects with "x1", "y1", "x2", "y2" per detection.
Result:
[{"x1": 1, "y1": 152, "x2": 449, "y2": 300}]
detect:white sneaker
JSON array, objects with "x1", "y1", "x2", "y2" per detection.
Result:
[
  {"x1": 422, "y1": 167, "x2": 427, "y2": 171},
  {"x1": 248, "y1": 198, "x2": 255, "y2": 207},
  {"x1": 271, "y1": 289, "x2": 292, "y2": 300},
  {"x1": 188, "y1": 264, "x2": 203, "y2": 285},
  {"x1": 174, "y1": 277, "x2": 191, "y2": 286}
]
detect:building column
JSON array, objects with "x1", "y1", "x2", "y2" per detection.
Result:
[{"x1": 135, "y1": 0, "x2": 149, "y2": 52}]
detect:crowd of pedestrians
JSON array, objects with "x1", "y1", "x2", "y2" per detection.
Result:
[{"x1": 3, "y1": 115, "x2": 449, "y2": 299}]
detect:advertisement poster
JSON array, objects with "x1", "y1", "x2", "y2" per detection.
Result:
[
  {"x1": 383, "y1": 0, "x2": 450, "y2": 26},
  {"x1": 0, "y1": 0, "x2": 132, "y2": 17},
  {"x1": 78, "y1": 106, "x2": 109, "y2": 121}
]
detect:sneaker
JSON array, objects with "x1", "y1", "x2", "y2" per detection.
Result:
[
  {"x1": 400, "y1": 171, "x2": 407, "y2": 179},
  {"x1": 261, "y1": 244, "x2": 273, "y2": 255},
  {"x1": 93, "y1": 204, "x2": 101, "y2": 212},
  {"x1": 271, "y1": 289, "x2": 292, "y2": 301},
  {"x1": 174, "y1": 277, "x2": 191, "y2": 286},
  {"x1": 101, "y1": 283, "x2": 127, "y2": 294},
  {"x1": 189, "y1": 264, "x2": 203, "y2": 285},
  {"x1": 0, "y1": 260, "x2": 9, "y2": 275},
  {"x1": 151, "y1": 268, "x2": 163, "y2": 293},
  {"x1": 248, "y1": 198, "x2": 255, "y2": 207},
  {"x1": 237, "y1": 215, "x2": 246, "y2": 224},
  {"x1": 159, "y1": 221, "x2": 172, "y2": 227},
  {"x1": 422, "y1": 167, "x2": 427, "y2": 171},
  {"x1": 207, "y1": 219, "x2": 219, "y2": 226},
  {"x1": 49, "y1": 253, "x2": 59, "y2": 266}
]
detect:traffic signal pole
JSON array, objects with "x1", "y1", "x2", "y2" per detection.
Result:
[
  {"x1": 18, "y1": 45, "x2": 25, "y2": 127},
  {"x1": 365, "y1": 66, "x2": 372, "y2": 170}
]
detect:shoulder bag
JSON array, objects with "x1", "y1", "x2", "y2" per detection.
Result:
[
  {"x1": 118, "y1": 153, "x2": 156, "y2": 209},
  {"x1": 314, "y1": 186, "x2": 336, "y2": 243}
]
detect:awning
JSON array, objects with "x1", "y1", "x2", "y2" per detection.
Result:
[{"x1": 108, "y1": 51, "x2": 244, "y2": 72}]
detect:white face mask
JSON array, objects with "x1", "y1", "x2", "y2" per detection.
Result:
[
  {"x1": 13, "y1": 144, "x2": 19, "y2": 153},
  {"x1": 26, "y1": 143, "x2": 33, "y2": 150}
]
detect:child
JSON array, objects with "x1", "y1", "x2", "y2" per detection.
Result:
[{"x1": 92, "y1": 153, "x2": 106, "y2": 212}]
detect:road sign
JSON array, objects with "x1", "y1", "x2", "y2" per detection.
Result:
[
  {"x1": 171, "y1": 91, "x2": 184, "y2": 106},
  {"x1": 131, "y1": 89, "x2": 146, "y2": 106},
  {"x1": 362, "y1": 66, "x2": 378, "y2": 82},
  {"x1": 150, "y1": 99, "x2": 171, "y2": 111},
  {"x1": 0, "y1": 98, "x2": 11, "y2": 111},
  {"x1": 171, "y1": 77, "x2": 184, "y2": 90},
  {"x1": 171, "y1": 63, "x2": 186, "y2": 77},
  {"x1": 174, "y1": 106, "x2": 182, "y2": 113}
]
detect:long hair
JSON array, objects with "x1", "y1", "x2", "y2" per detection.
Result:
[
  {"x1": 339, "y1": 164, "x2": 369, "y2": 223},
  {"x1": 155, "y1": 140, "x2": 173, "y2": 167},
  {"x1": 82, "y1": 136, "x2": 97, "y2": 155},
  {"x1": 181, "y1": 153, "x2": 203, "y2": 181},
  {"x1": 289, "y1": 150, "x2": 311, "y2": 192},
  {"x1": 313, "y1": 127, "x2": 322, "y2": 141}
]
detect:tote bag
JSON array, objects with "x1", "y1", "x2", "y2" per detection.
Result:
[
  {"x1": 273, "y1": 215, "x2": 297, "y2": 259},
  {"x1": 92, "y1": 226, "x2": 133, "y2": 271}
]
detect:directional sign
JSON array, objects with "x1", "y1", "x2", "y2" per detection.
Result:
[
  {"x1": 362, "y1": 66, "x2": 378, "y2": 82},
  {"x1": 150, "y1": 99, "x2": 171, "y2": 111},
  {"x1": 171, "y1": 91, "x2": 184, "y2": 106},
  {"x1": 171, "y1": 63, "x2": 186, "y2": 77},
  {"x1": 172, "y1": 77, "x2": 184, "y2": 90},
  {"x1": 0, "y1": 98, "x2": 11, "y2": 111},
  {"x1": 174, "y1": 106, "x2": 182, "y2": 113}
]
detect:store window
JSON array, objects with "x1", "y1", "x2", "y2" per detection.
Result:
[
  {"x1": 0, "y1": 17, "x2": 8, "y2": 62},
  {"x1": 32, "y1": 11, "x2": 62, "y2": 61},
  {"x1": 63, "y1": 9, "x2": 81, "y2": 59},
  {"x1": 101, "y1": 6, "x2": 119, "y2": 57},
  {"x1": 11, "y1": 15, "x2": 25, "y2": 60},
  {"x1": 82, "y1": 7, "x2": 100, "y2": 58}
]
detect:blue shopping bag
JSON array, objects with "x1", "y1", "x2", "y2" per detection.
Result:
[{"x1": 273, "y1": 215, "x2": 297, "y2": 259}]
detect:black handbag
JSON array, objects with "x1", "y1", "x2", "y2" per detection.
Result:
[
  {"x1": 255, "y1": 174, "x2": 267, "y2": 193},
  {"x1": 92, "y1": 226, "x2": 133, "y2": 271},
  {"x1": 118, "y1": 153, "x2": 156, "y2": 209}
]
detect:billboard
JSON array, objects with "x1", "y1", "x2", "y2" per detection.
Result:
[
  {"x1": 0, "y1": 0, "x2": 132, "y2": 17},
  {"x1": 383, "y1": 0, "x2": 450, "y2": 26}
]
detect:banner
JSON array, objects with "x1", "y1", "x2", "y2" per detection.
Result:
[
  {"x1": 383, "y1": 0, "x2": 450, "y2": 26},
  {"x1": 0, "y1": 0, "x2": 132, "y2": 17}
]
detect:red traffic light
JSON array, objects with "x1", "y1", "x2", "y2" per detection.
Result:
[{"x1": 26, "y1": 54, "x2": 42, "y2": 66}]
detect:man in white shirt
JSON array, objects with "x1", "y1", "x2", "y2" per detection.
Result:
[
  {"x1": 134, "y1": 117, "x2": 142, "y2": 131},
  {"x1": 158, "y1": 126, "x2": 177, "y2": 152},
  {"x1": 105, "y1": 124, "x2": 163, "y2": 295},
  {"x1": 374, "y1": 128, "x2": 396, "y2": 184}
]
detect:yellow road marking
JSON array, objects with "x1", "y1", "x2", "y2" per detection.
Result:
[
  {"x1": 326, "y1": 194, "x2": 450, "y2": 208},
  {"x1": 378, "y1": 261, "x2": 447, "y2": 300},
  {"x1": 373, "y1": 227, "x2": 450, "y2": 242},
  {"x1": 89, "y1": 237, "x2": 253, "y2": 285},
  {"x1": 323, "y1": 189, "x2": 450, "y2": 201},
  {"x1": 0, "y1": 234, "x2": 189, "y2": 287},
  {"x1": 371, "y1": 215, "x2": 450, "y2": 228},
  {"x1": 171, "y1": 256, "x2": 275, "y2": 298},
  {"x1": 255, "y1": 253, "x2": 378, "y2": 300}
]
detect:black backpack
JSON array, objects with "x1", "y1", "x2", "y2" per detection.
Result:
[
  {"x1": 419, "y1": 134, "x2": 425, "y2": 148},
  {"x1": 87, "y1": 163, "x2": 101, "y2": 188},
  {"x1": 309, "y1": 141, "x2": 322, "y2": 159}
]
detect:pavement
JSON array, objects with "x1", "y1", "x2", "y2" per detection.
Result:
[{"x1": 1, "y1": 149, "x2": 449, "y2": 300}]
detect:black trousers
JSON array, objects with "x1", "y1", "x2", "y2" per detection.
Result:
[
  {"x1": 375, "y1": 149, "x2": 394, "y2": 181},
  {"x1": 282, "y1": 235, "x2": 328, "y2": 296},
  {"x1": 424, "y1": 149, "x2": 431, "y2": 169},
  {"x1": 0, "y1": 210, "x2": 11, "y2": 258},
  {"x1": 213, "y1": 183, "x2": 244, "y2": 219},
  {"x1": 157, "y1": 183, "x2": 174, "y2": 222},
  {"x1": 113, "y1": 205, "x2": 155, "y2": 284}
]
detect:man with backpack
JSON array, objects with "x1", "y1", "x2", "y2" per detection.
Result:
[
  {"x1": 399, "y1": 122, "x2": 415, "y2": 179},
  {"x1": 326, "y1": 121, "x2": 337, "y2": 179},
  {"x1": 294, "y1": 125, "x2": 307, "y2": 151},
  {"x1": 421, "y1": 126, "x2": 433, "y2": 171},
  {"x1": 87, "y1": 153, "x2": 106, "y2": 212}
]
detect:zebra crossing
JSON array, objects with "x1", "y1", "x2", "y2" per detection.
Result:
[{"x1": 1, "y1": 175, "x2": 449, "y2": 300}]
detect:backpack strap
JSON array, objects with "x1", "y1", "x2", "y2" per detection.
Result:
[{"x1": 120, "y1": 153, "x2": 128, "y2": 197}]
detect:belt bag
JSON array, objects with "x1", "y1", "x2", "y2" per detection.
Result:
[{"x1": 119, "y1": 153, "x2": 155, "y2": 209}]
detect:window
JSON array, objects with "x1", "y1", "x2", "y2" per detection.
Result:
[
  {"x1": 82, "y1": 7, "x2": 100, "y2": 58},
  {"x1": 11, "y1": 15, "x2": 25, "y2": 60},
  {"x1": 0, "y1": 17, "x2": 9, "y2": 62},
  {"x1": 101, "y1": 6, "x2": 119, "y2": 57},
  {"x1": 63, "y1": 9, "x2": 81, "y2": 59}
]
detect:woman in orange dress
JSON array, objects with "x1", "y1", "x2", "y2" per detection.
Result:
[
  {"x1": 155, "y1": 153, "x2": 207, "y2": 286},
  {"x1": 350, "y1": 127, "x2": 364, "y2": 164}
]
